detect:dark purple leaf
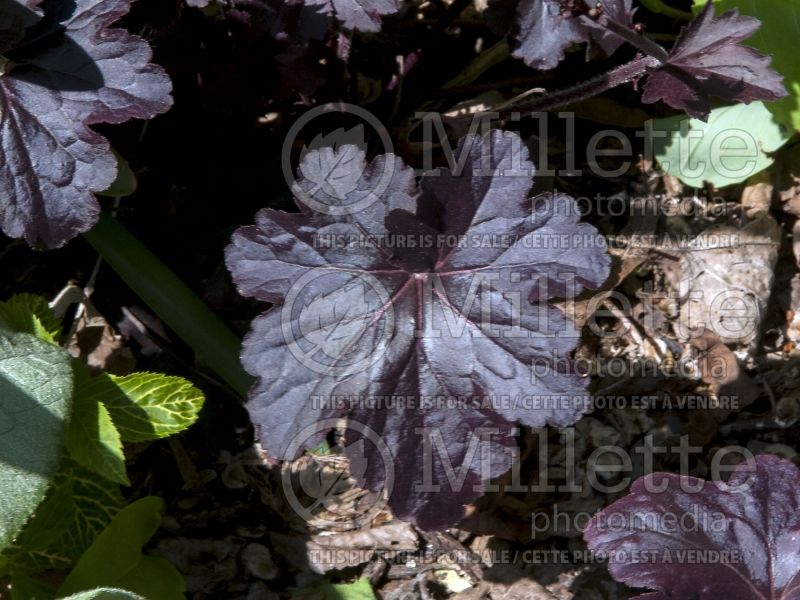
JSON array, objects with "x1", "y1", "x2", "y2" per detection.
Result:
[
  {"x1": 584, "y1": 454, "x2": 800, "y2": 600},
  {"x1": 642, "y1": 1, "x2": 787, "y2": 120},
  {"x1": 511, "y1": 0, "x2": 634, "y2": 69},
  {"x1": 584, "y1": 0, "x2": 634, "y2": 58},
  {"x1": 226, "y1": 130, "x2": 611, "y2": 529},
  {"x1": 296, "y1": 0, "x2": 399, "y2": 32},
  {"x1": 0, "y1": 0, "x2": 172, "y2": 249},
  {"x1": 512, "y1": 0, "x2": 586, "y2": 70}
]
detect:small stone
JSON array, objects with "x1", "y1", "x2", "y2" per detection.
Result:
[{"x1": 242, "y1": 543, "x2": 279, "y2": 581}]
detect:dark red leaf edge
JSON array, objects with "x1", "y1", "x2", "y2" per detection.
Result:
[
  {"x1": 0, "y1": 0, "x2": 173, "y2": 249},
  {"x1": 642, "y1": 0, "x2": 788, "y2": 120},
  {"x1": 584, "y1": 454, "x2": 800, "y2": 600},
  {"x1": 226, "y1": 129, "x2": 611, "y2": 528}
]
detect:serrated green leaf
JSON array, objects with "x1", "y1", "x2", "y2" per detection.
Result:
[
  {"x1": 4, "y1": 477, "x2": 74, "y2": 566},
  {"x1": 58, "y1": 497, "x2": 184, "y2": 600},
  {"x1": 651, "y1": 102, "x2": 791, "y2": 188},
  {"x1": 0, "y1": 327, "x2": 73, "y2": 552},
  {"x1": 0, "y1": 294, "x2": 62, "y2": 344},
  {"x1": 1, "y1": 459, "x2": 125, "y2": 574},
  {"x1": 66, "y1": 393, "x2": 129, "y2": 486},
  {"x1": 57, "y1": 460, "x2": 125, "y2": 561},
  {"x1": 60, "y1": 588, "x2": 145, "y2": 600},
  {"x1": 695, "y1": 0, "x2": 800, "y2": 130},
  {"x1": 79, "y1": 372, "x2": 204, "y2": 442}
]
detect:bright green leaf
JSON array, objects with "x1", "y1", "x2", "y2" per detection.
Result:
[
  {"x1": 58, "y1": 497, "x2": 184, "y2": 600},
  {"x1": 651, "y1": 101, "x2": 791, "y2": 188},
  {"x1": 292, "y1": 578, "x2": 378, "y2": 600},
  {"x1": 0, "y1": 294, "x2": 62, "y2": 344},
  {"x1": 0, "y1": 327, "x2": 73, "y2": 552},
  {"x1": 695, "y1": 0, "x2": 800, "y2": 130},
  {"x1": 98, "y1": 151, "x2": 137, "y2": 198},
  {"x1": 79, "y1": 372, "x2": 204, "y2": 442},
  {"x1": 66, "y1": 391, "x2": 129, "y2": 486},
  {"x1": 60, "y1": 588, "x2": 145, "y2": 600}
]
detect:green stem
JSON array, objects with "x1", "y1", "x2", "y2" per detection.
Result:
[
  {"x1": 638, "y1": 0, "x2": 693, "y2": 20},
  {"x1": 83, "y1": 213, "x2": 253, "y2": 397}
]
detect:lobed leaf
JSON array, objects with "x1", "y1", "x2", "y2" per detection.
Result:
[
  {"x1": 301, "y1": 0, "x2": 401, "y2": 32},
  {"x1": 584, "y1": 454, "x2": 800, "y2": 599},
  {"x1": 226, "y1": 129, "x2": 610, "y2": 528},
  {"x1": 695, "y1": 0, "x2": 800, "y2": 130},
  {"x1": 511, "y1": 0, "x2": 634, "y2": 69},
  {"x1": 0, "y1": 0, "x2": 172, "y2": 249},
  {"x1": 642, "y1": 1, "x2": 787, "y2": 120}
]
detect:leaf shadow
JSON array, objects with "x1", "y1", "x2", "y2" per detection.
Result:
[
  {"x1": 4, "y1": 0, "x2": 104, "y2": 93},
  {"x1": 0, "y1": 367, "x2": 67, "y2": 477}
]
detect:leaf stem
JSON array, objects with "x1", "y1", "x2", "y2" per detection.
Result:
[
  {"x1": 83, "y1": 213, "x2": 253, "y2": 397},
  {"x1": 583, "y1": 14, "x2": 670, "y2": 63},
  {"x1": 496, "y1": 54, "x2": 661, "y2": 115}
]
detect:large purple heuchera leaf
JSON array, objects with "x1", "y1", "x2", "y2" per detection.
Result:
[
  {"x1": 226, "y1": 130, "x2": 610, "y2": 529},
  {"x1": 584, "y1": 454, "x2": 800, "y2": 600},
  {"x1": 511, "y1": 0, "x2": 633, "y2": 70},
  {"x1": 642, "y1": 1, "x2": 787, "y2": 120},
  {"x1": 0, "y1": 0, "x2": 172, "y2": 249}
]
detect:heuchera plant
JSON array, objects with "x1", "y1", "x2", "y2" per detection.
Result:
[
  {"x1": 500, "y1": 0, "x2": 787, "y2": 122},
  {"x1": 0, "y1": 0, "x2": 172, "y2": 249},
  {"x1": 583, "y1": 454, "x2": 800, "y2": 600},
  {"x1": 226, "y1": 130, "x2": 611, "y2": 528}
]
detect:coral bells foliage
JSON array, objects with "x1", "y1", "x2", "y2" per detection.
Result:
[
  {"x1": 226, "y1": 130, "x2": 610, "y2": 528},
  {"x1": 0, "y1": 0, "x2": 172, "y2": 249},
  {"x1": 510, "y1": 0, "x2": 635, "y2": 70},
  {"x1": 583, "y1": 455, "x2": 800, "y2": 600},
  {"x1": 641, "y1": 1, "x2": 788, "y2": 119}
]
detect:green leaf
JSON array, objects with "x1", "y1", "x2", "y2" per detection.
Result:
[
  {"x1": 55, "y1": 460, "x2": 125, "y2": 562},
  {"x1": 292, "y1": 578, "x2": 378, "y2": 600},
  {"x1": 1, "y1": 459, "x2": 125, "y2": 573},
  {"x1": 10, "y1": 572, "x2": 55, "y2": 600},
  {"x1": 79, "y1": 372, "x2": 204, "y2": 442},
  {"x1": 695, "y1": 0, "x2": 800, "y2": 130},
  {"x1": 98, "y1": 151, "x2": 137, "y2": 198},
  {"x1": 0, "y1": 294, "x2": 62, "y2": 344},
  {"x1": 66, "y1": 390, "x2": 129, "y2": 486},
  {"x1": 60, "y1": 590, "x2": 145, "y2": 600},
  {"x1": 58, "y1": 497, "x2": 185, "y2": 600},
  {"x1": 0, "y1": 327, "x2": 73, "y2": 552},
  {"x1": 651, "y1": 101, "x2": 791, "y2": 188}
]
